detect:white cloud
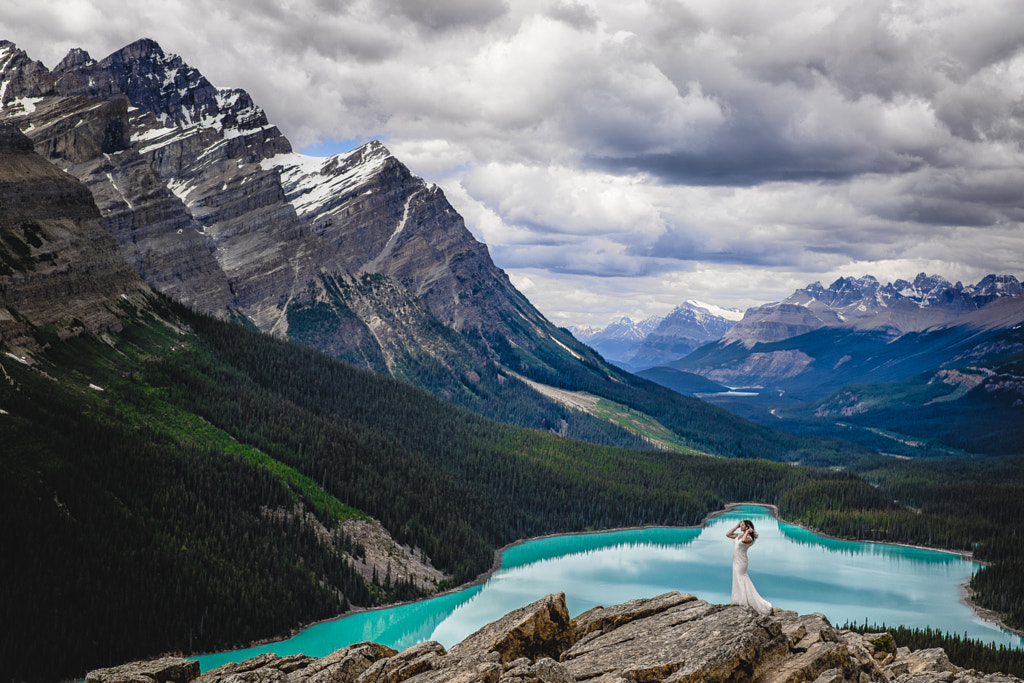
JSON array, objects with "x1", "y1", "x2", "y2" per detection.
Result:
[
  {"x1": 461, "y1": 163, "x2": 663, "y2": 238},
  {"x1": 3, "y1": 0, "x2": 1023, "y2": 328}
]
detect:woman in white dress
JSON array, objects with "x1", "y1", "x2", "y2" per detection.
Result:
[{"x1": 726, "y1": 519, "x2": 773, "y2": 615}]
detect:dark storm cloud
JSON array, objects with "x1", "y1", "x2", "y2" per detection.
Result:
[
  {"x1": 587, "y1": 148, "x2": 904, "y2": 187},
  {"x1": 560, "y1": 1, "x2": 1024, "y2": 191},
  {"x1": 546, "y1": 0, "x2": 599, "y2": 30},
  {"x1": 641, "y1": 228, "x2": 809, "y2": 268},
  {"x1": 382, "y1": 0, "x2": 509, "y2": 32}
]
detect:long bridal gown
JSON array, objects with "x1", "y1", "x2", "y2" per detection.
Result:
[{"x1": 732, "y1": 535, "x2": 773, "y2": 615}]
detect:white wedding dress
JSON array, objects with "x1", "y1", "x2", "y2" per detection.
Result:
[{"x1": 732, "y1": 535, "x2": 772, "y2": 615}]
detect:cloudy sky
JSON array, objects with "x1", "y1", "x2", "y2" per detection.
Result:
[{"x1": 4, "y1": 0, "x2": 1024, "y2": 327}]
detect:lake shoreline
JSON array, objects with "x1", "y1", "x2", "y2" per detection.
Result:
[
  {"x1": 460, "y1": 501, "x2": 1024, "y2": 642},
  {"x1": 191, "y1": 501, "x2": 1021, "y2": 662},
  {"x1": 720, "y1": 503, "x2": 1024, "y2": 641}
]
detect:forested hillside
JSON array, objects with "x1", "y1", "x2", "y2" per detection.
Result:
[
  {"x1": 779, "y1": 455, "x2": 1024, "y2": 634},
  {"x1": 0, "y1": 296, "x2": 857, "y2": 681},
  {"x1": 3, "y1": 298, "x2": 1024, "y2": 682}
]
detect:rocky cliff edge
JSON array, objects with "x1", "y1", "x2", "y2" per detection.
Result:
[{"x1": 85, "y1": 592, "x2": 1019, "y2": 683}]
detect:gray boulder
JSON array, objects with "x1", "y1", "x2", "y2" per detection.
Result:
[{"x1": 86, "y1": 656, "x2": 200, "y2": 683}]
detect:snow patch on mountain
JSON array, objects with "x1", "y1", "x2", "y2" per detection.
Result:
[
  {"x1": 264, "y1": 141, "x2": 392, "y2": 217},
  {"x1": 688, "y1": 300, "x2": 745, "y2": 322}
]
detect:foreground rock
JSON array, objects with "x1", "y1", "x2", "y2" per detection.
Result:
[{"x1": 87, "y1": 592, "x2": 1021, "y2": 683}]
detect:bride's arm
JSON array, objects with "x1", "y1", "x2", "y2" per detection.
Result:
[{"x1": 726, "y1": 522, "x2": 741, "y2": 538}]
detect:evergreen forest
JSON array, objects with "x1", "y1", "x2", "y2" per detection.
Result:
[
  {"x1": 845, "y1": 622, "x2": 1024, "y2": 678},
  {"x1": 2, "y1": 298, "x2": 1023, "y2": 682}
]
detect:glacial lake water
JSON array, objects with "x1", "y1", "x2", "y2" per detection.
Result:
[{"x1": 195, "y1": 505, "x2": 1022, "y2": 672}]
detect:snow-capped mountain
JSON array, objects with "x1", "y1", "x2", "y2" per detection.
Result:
[
  {"x1": 572, "y1": 315, "x2": 663, "y2": 343},
  {"x1": 571, "y1": 315, "x2": 664, "y2": 370},
  {"x1": 0, "y1": 37, "x2": 610, "y2": 415},
  {"x1": 628, "y1": 301, "x2": 743, "y2": 369},
  {"x1": 671, "y1": 273, "x2": 1024, "y2": 404},
  {"x1": 574, "y1": 301, "x2": 741, "y2": 370},
  {"x1": 721, "y1": 273, "x2": 1023, "y2": 348}
]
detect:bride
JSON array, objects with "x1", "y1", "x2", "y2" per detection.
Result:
[{"x1": 726, "y1": 519, "x2": 773, "y2": 615}]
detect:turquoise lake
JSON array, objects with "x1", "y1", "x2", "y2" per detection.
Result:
[{"x1": 195, "y1": 505, "x2": 1022, "y2": 672}]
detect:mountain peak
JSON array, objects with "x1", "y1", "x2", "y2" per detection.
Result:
[
  {"x1": 830, "y1": 274, "x2": 879, "y2": 290},
  {"x1": 4, "y1": 36, "x2": 578, "y2": 403},
  {"x1": 723, "y1": 273, "x2": 1022, "y2": 347},
  {"x1": 577, "y1": 302, "x2": 739, "y2": 370},
  {"x1": 54, "y1": 46, "x2": 95, "y2": 72},
  {"x1": 0, "y1": 40, "x2": 56, "y2": 105},
  {"x1": 965, "y1": 274, "x2": 1023, "y2": 305},
  {"x1": 49, "y1": 37, "x2": 272, "y2": 136},
  {"x1": 115, "y1": 37, "x2": 167, "y2": 61},
  {"x1": 682, "y1": 299, "x2": 744, "y2": 322}
]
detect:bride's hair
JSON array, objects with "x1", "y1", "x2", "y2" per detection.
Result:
[{"x1": 743, "y1": 519, "x2": 758, "y2": 541}]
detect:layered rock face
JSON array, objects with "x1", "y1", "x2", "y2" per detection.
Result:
[
  {"x1": 0, "y1": 37, "x2": 562, "y2": 380},
  {"x1": 85, "y1": 592, "x2": 1019, "y2": 683},
  {"x1": 0, "y1": 39, "x2": 236, "y2": 316},
  {"x1": 0, "y1": 121, "x2": 151, "y2": 348}
]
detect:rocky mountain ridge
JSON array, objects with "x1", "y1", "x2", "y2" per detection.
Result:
[
  {"x1": 722, "y1": 273, "x2": 1023, "y2": 349},
  {"x1": 661, "y1": 275, "x2": 1024, "y2": 456},
  {"x1": 0, "y1": 37, "x2": 588, "y2": 397},
  {"x1": 671, "y1": 273, "x2": 1024, "y2": 394},
  {"x1": 85, "y1": 592, "x2": 1019, "y2": 683}
]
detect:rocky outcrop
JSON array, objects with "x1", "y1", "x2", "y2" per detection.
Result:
[
  {"x1": 341, "y1": 518, "x2": 450, "y2": 592},
  {"x1": 86, "y1": 657, "x2": 201, "y2": 683},
  {"x1": 0, "y1": 40, "x2": 56, "y2": 104},
  {"x1": 261, "y1": 504, "x2": 452, "y2": 592},
  {"x1": 85, "y1": 593, "x2": 1022, "y2": 683}
]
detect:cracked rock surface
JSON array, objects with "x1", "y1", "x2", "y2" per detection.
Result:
[{"x1": 85, "y1": 592, "x2": 1024, "y2": 683}]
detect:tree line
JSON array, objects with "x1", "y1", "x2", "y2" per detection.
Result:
[{"x1": 844, "y1": 621, "x2": 1024, "y2": 678}]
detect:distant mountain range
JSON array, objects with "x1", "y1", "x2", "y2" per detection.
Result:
[
  {"x1": 661, "y1": 273, "x2": 1024, "y2": 455},
  {"x1": 571, "y1": 300, "x2": 743, "y2": 371},
  {"x1": 568, "y1": 273, "x2": 1024, "y2": 456},
  {"x1": 720, "y1": 273, "x2": 1023, "y2": 348}
]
